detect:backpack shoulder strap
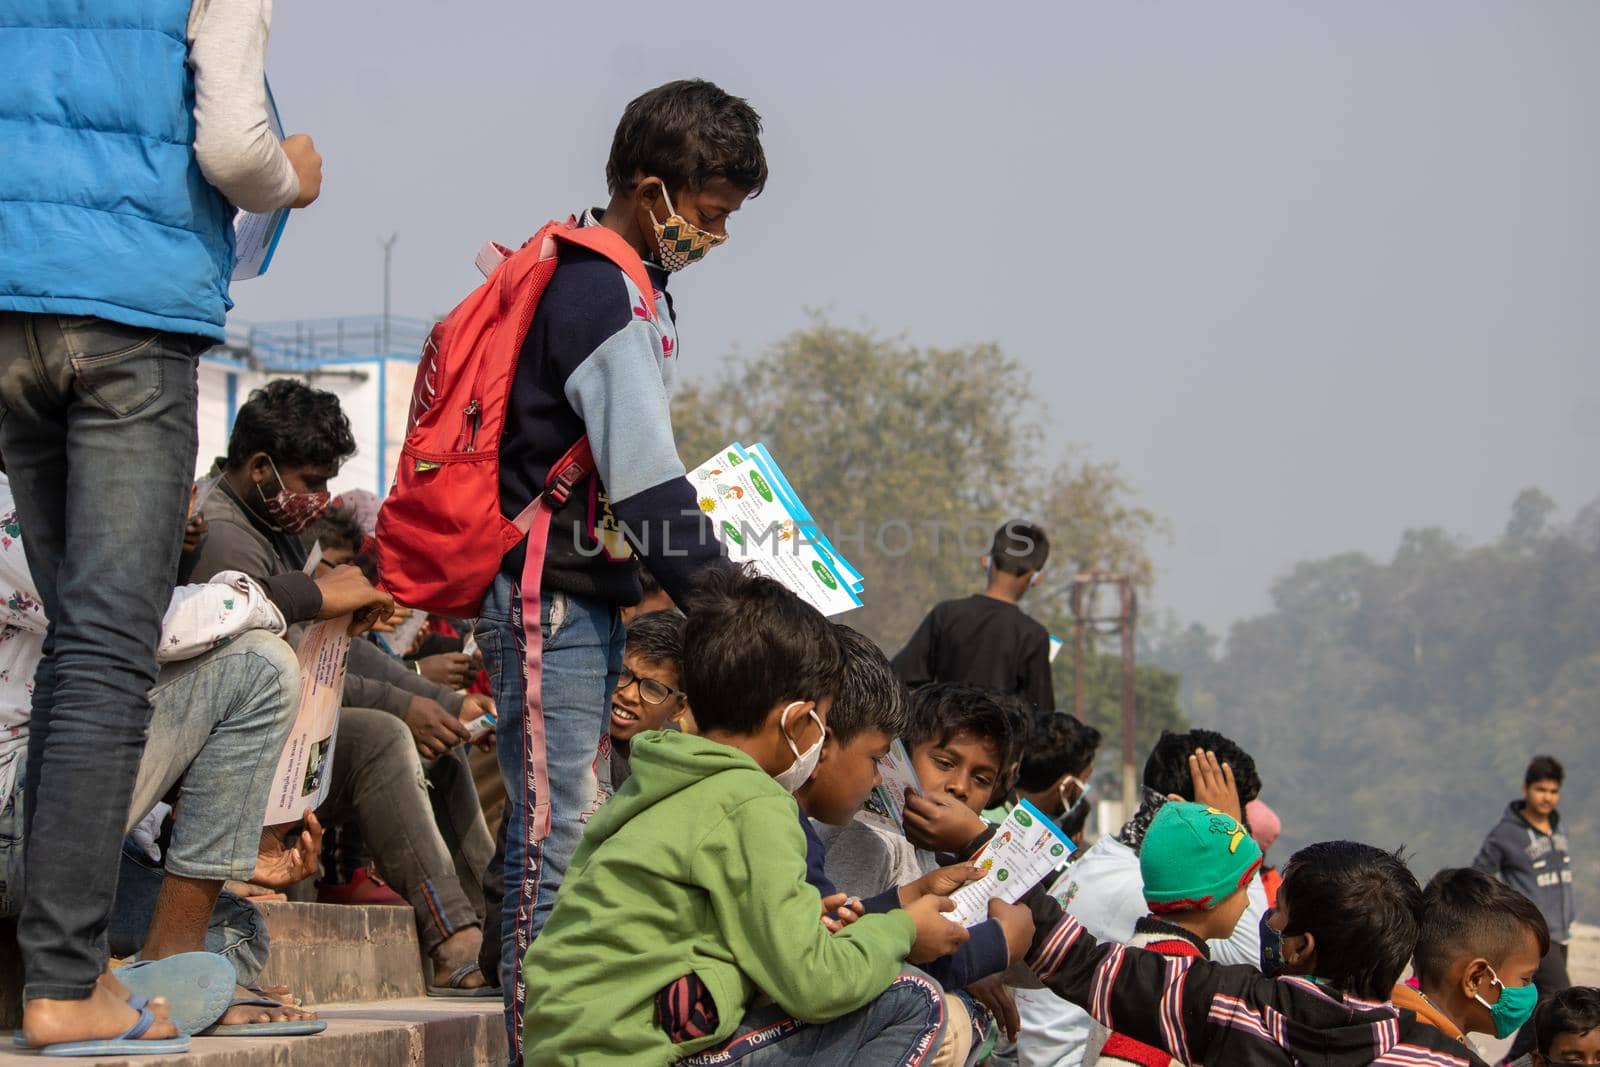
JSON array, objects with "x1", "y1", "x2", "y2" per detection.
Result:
[{"x1": 551, "y1": 225, "x2": 660, "y2": 324}]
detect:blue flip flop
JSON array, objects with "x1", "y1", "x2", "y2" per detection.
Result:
[
  {"x1": 114, "y1": 952, "x2": 236, "y2": 1035},
  {"x1": 200, "y1": 991, "x2": 327, "y2": 1037},
  {"x1": 37, "y1": 1004, "x2": 191, "y2": 1058},
  {"x1": 12, "y1": 996, "x2": 151, "y2": 1048}
]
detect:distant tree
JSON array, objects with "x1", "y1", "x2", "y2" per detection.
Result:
[{"x1": 672, "y1": 315, "x2": 1165, "y2": 650}]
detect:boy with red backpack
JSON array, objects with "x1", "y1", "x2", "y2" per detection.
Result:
[{"x1": 378, "y1": 79, "x2": 765, "y2": 1062}]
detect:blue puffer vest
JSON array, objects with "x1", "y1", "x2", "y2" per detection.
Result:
[{"x1": 0, "y1": 1, "x2": 236, "y2": 341}]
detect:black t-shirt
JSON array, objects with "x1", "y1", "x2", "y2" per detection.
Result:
[{"x1": 891, "y1": 594, "x2": 1054, "y2": 711}]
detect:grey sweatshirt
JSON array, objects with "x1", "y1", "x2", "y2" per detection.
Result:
[{"x1": 1473, "y1": 800, "x2": 1575, "y2": 944}]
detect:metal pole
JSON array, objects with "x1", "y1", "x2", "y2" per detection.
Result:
[
  {"x1": 1119, "y1": 578, "x2": 1139, "y2": 819},
  {"x1": 380, "y1": 233, "x2": 399, "y2": 353},
  {"x1": 1070, "y1": 577, "x2": 1087, "y2": 721}
]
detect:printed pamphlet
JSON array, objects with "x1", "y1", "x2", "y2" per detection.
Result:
[
  {"x1": 231, "y1": 79, "x2": 291, "y2": 281},
  {"x1": 263, "y1": 615, "x2": 351, "y2": 824},
  {"x1": 948, "y1": 798, "x2": 1076, "y2": 926},
  {"x1": 861, "y1": 739, "x2": 921, "y2": 830}
]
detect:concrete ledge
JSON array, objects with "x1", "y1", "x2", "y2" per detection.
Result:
[
  {"x1": 0, "y1": 997, "x2": 504, "y2": 1067},
  {"x1": 255, "y1": 901, "x2": 427, "y2": 1004}
]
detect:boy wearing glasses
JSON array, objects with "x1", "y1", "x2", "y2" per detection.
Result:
[{"x1": 602, "y1": 611, "x2": 692, "y2": 794}]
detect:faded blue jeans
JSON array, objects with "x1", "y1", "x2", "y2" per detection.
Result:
[
  {"x1": 0, "y1": 312, "x2": 205, "y2": 1001},
  {"x1": 680, "y1": 970, "x2": 949, "y2": 1067},
  {"x1": 475, "y1": 576, "x2": 624, "y2": 1066},
  {"x1": 0, "y1": 629, "x2": 299, "y2": 928},
  {"x1": 110, "y1": 846, "x2": 271, "y2": 987}
]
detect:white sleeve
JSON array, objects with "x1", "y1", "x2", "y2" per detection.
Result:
[
  {"x1": 1210, "y1": 872, "x2": 1268, "y2": 967},
  {"x1": 187, "y1": 0, "x2": 300, "y2": 212},
  {"x1": 157, "y1": 571, "x2": 287, "y2": 663}
]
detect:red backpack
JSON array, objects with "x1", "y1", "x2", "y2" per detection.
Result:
[{"x1": 374, "y1": 218, "x2": 658, "y2": 618}]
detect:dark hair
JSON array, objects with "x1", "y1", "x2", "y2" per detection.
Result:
[
  {"x1": 1142, "y1": 729, "x2": 1261, "y2": 808},
  {"x1": 625, "y1": 610, "x2": 685, "y2": 668},
  {"x1": 1414, "y1": 868, "x2": 1550, "y2": 988},
  {"x1": 226, "y1": 379, "x2": 356, "y2": 472},
  {"x1": 606, "y1": 80, "x2": 768, "y2": 198},
  {"x1": 990, "y1": 521, "x2": 1049, "y2": 576},
  {"x1": 1534, "y1": 986, "x2": 1600, "y2": 1056},
  {"x1": 302, "y1": 506, "x2": 364, "y2": 555},
  {"x1": 639, "y1": 566, "x2": 663, "y2": 598},
  {"x1": 1018, "y1": 714, "x2": 1103, "y2": 792},
  {"x1": 827, "y1": 625, "x2": 909, "y2": 746},
  {"x1": 680, "y1": 566, "x2": 842, "y2": 735},
  {"x1": 903, "y1": 684, "x2": 1014, "y2": 763},
  {"x1": 1526, "y1": 754, "x2": 1565, "y2": 787},
  {"x1": 1279, "y1": 841, "x2": 1422, "y2": 1000}
]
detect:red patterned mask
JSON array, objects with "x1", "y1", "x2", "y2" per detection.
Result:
[{"x1": 258, "y1": 458, "x2": 331, "y2": 534}]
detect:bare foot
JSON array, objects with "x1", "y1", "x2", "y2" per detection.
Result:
[
  {"x1": 22, "y1": 982, "x2": 178, "y2": 1048},
  {"x1": 431, "y1": 927, "x2": 487, "y2": 989},
  {"x1": 216, "y1": 984, "x2": 319, "y2": 1027}
]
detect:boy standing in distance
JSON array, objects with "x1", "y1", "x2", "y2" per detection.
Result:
[
  {"x1": 0, "y1": 1, "x2": 321, "y2": 1050},
  {"x1": 1475, "y1": 755, "x2": 1576, "y2": 1060},
  {"x1": 521, "y1": 568, "x2": 971, "y2": 1065},
  {"x1": 1398, "y1": 868, "x2": 1547, "y2": 1051},
  {"x1": 475, "y1": 79, "x2": 761, "y2": 1059},
  {"x1": 893, "y1": 521, "x2": 1054, "y2": 712}
]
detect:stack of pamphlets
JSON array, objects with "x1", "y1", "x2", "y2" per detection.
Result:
[{"x1": 690, "y1": 443, "x2": 862, "y2": 617}]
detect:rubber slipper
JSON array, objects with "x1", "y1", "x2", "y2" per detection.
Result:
[
  {"x1": 114, "y1": 952, "x2": 236, "y2": 1035},
  {"x1": 13, "y1": 996, "x2": 151, "y2": 1048},
  {"x1": 37, "y1": 1005, "x2": 191, "y2": 1058},
  {"x1": 201, "y1": 993, "x2": 327, "y2": 1037},
  {"x1": 425, "y1": 961, "x2": 499, "y2": 998}
]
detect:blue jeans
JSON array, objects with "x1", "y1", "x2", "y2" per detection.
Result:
[
  {"x1": 475, "y1": 576, "x2": 623, "y2": 1066},
  {"x1": 680, "y1": 970, "x2": 948, "y2": 1067},
  {"x1": 109, "y1": 846, "x2": 271, "y2": 987},
  {"x1": 0, "y1": 312, "x2": 202, "y2": 1001}
]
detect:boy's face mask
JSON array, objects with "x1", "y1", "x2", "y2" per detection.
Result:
[
  {"x1": 647, "y1": 184, "x2": 726, "y2": 272},
  {"x1": 1474, "y1": 964, "x2": 1539, "y2": 1040},
  {"x1": 258, "y1": 457, "x2": 331, "y2": 534},
  {"x1": 773, "y1": 702, "x2": 825, "y2": 793}
]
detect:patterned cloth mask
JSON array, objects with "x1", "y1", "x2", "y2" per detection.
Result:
[
  {"x1": 648, "y1": 186, "x2": 725, "y2": 272},
  {"x1": 258, "y1": 457, "x2": 332, "y2": 534}
]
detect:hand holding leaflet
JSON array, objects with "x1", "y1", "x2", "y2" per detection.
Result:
[
  {"x1": 947, "y1": 799, "x2": 1076, "y2": 927},
  {"x1": 231, "y1": 79, "x2": 291, "y2": 281},
  {"x1": 861, "y1": 739, "x2": 921, "y2": 830}
]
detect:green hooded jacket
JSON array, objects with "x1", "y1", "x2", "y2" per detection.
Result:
[{"x1": 523, "y1": 730, "x2": 918, "y2": 1064}]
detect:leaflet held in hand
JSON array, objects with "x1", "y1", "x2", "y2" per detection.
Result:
[
  {"x1": 263, "y1": 615, "x2": 351, "y2": 825},
  {"x1": 690, "y1": 443, "x2": 862, "y2": 616},
  {"x1": 948, "y1": 798, "x2": 1076, "y2": 926},
  {"x1": 231, "y1": 78, "x2": 291, "y2": 281},
  {"x1": 861, "y1": 739, "x2": 921, "y2": 830}
]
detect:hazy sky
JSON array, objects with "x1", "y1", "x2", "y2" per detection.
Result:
[{"x1": 235, "y1": 0, "x2": 1600, "y2": 635}]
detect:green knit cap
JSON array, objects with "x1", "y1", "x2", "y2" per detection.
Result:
[{"x1": 1140, "y1": 801, "x2": 1264, "y2": 913}]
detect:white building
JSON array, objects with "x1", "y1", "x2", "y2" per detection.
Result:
[{"x1": 198, "y1": 315, "x2": 429, "y2": 496}]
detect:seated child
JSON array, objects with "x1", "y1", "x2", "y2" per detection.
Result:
[
  {"x1": 601, "y1": 609, "x2": 691, "y2": 793},
  {"x1": 1511, "y1": 986, "x2": 1600, "y2": 1067},
  {"x1": 521, "y1": 567, "x2": 970, "y2": 1065},
  {"x1": 1021, "y1": 840, "x2": 1495, "y2": 1065},
  {"x1": 1086, "y1": 801, "x2": 1262, "y2": 1065},
  {"x1": 1012, "y1": 711, "x2": 1101, "y2": 844},
  {"x1": 821, "y1": 682, "x2": 1016, "y2": 897},
  {"x1": 797, "y1": 628, "x2": 1034, "y2": 1067},
  {"x1": 1398, "y1": 867, "x2": 1548, "y2": 1050}
]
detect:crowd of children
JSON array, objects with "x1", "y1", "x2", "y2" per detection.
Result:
[{"x1": 0, "y1": 23, "x2": 1591, "y2": 1066}]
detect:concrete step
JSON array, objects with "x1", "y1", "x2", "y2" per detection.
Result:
[
  {"x1": 0, "y1": 997, "x2": 503, "y2": 1066},
  {"x1": 253, "y1": 901, "x2": 427, "y2": 1005}
]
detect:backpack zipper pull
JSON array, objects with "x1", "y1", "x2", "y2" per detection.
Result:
[{"x1": 461, "y1": 399, "x2": 481, "y2": 452}]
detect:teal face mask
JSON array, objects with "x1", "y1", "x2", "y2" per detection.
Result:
[{"x1": 1474, "y1": 965, "x2": 1538, "y2": 1040}]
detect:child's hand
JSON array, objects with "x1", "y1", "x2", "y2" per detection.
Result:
[
  {"x1": 898, "y1": 864, "x2": 986, "y2": 906},
  {"x1": 1185, "y1": 749, "x2": 1240, "y2": 820},
  {"x1": 902, "y1": 789, "x2": 988, "y2": 854},
  {"x1": 819, "y1": 893, "x2": 865, "y2": 933},
  {"x1": 906, "y1": 895, "x2": 969, "y2": 964},
  {"x1": 965, "y1": 974, "x2": 1020, "y2": 1041},
  {"x1": 988, "y1": 898, "x2": 1036, "y2": 964}
]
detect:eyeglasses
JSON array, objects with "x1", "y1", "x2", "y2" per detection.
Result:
[{"x1": 617, "y1": 668, "x2": 682, "y2": 707}]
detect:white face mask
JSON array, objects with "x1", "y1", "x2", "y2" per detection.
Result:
[{"x1": 772, "y1": 702, "x2": 826, "y2": 793}]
